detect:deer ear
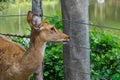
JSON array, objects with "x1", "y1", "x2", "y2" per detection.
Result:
[
  {"x1": 27, "y1": 11, "x2": 42, "y2": 29},
  {"x1": 27, "y1": 11, "x2": 34, "y2": 27},
  {"x1": 32, "y1": 15, "x2": 41, "y2": 27}
]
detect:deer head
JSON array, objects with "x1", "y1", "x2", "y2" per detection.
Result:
[{"x1": 27, "y1": 11, "x2": 69, "y2": 43}]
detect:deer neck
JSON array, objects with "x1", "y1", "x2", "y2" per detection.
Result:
[
  {"x1": 29, "y1": 34, "x2": 46, "y2": 57},
  {"x1": 20, "y1": 31, "x2": 46, "y2": 72}
]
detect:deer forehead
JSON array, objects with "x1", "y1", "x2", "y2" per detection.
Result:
[
  {"x1": 40, "y1": 21, "x2": 48, "y2": 26},
  {"x1": 41, "y1": 23, "x2": 54, "y2": 29},
  {"x1": 43, "y1": 26, "x2": 53, "y2": 31}
]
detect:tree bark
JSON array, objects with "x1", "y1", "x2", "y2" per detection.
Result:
[
  {"x1": 32, "y1": 0, "x2": 43, "y2": 80},
  {"x1": 61, "y1": 0, "x2": 90, "y2": 80},
  {"x1": 32, "y1": 0, "x2": 43, "y2": 16}
]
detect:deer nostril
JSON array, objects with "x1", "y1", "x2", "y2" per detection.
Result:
[{"x1": 67, "y1": 36, "x2": 70, "y2": 39}]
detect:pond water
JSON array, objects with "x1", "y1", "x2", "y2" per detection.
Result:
[
  {"x1": 0, "y1": 0, "x2": 120, "y2": 35},
  {"x1": 89, "y1": 0, "x2": 120, "y2": 28},
  {"x1": 43, "y1": 0, "x2": 120, "y2": 34},
  {"x1": 89, "y1": 0, "x2": 120, "y2": 36}
]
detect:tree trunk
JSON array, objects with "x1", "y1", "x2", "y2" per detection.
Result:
[
  {"x1": 61, "y1": 0, "x2": 90, "y2": 80},
  {"x1": 32, "y1": 0, "x2": 43, "y2": 80}
]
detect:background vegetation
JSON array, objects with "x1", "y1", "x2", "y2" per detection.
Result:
[{"x1": 90, "y1": 30, "x2": 120, "y2": 80}]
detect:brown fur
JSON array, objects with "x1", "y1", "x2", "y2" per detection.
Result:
[{"x1": 0, "y1": 11, "x2": 69, "y2": 80}]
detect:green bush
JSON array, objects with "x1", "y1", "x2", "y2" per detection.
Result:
[
  {"x1": 90, "y1": 30, "x2": 120, "y2": 80},
  {"x1": 10, "y1": 36, "x2": 29, "y2": 49},
  {"x1": 44, "y1": 43, "x2": 64, "y2": 80},
  {"x1": 0, "y1": 0, "x2": 8, "y2": 2},
  {"x1": 44, "y1": 15, "x2": 63, "y2": 31},
  {"x1": 0, "y1": 2, "x2": 9, "y2": 11}
]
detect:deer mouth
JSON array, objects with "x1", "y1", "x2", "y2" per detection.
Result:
[
  {"x1": 60, "y1": 39, "x2": 70, "y2": 44},
  {"x1": 48, "y1": 38, "x2": 70, "y2": 44},
  {"x1": 62, "y1": 41, "x2": 68, "y2": 44}
]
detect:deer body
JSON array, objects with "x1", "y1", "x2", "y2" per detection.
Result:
[{"x1": 0, "y1": 11, "x2": 69, "y2": 80}]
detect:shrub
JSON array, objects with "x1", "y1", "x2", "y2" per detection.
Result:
[
  {"x1": 10, "y1": 36, "x2": 29, "y2": 49},
  {"x1": 0, "y1": 0, "x2": 8, "y2": 2},
  {"x1": 44, "y1": 43, "x2": 64, "y2": 80},
  {"x1": 0, "y1": 2, "x2": 9, "y2": 11},
  {"x1": 90, "y1": 30, "x2": 120, "y2": 80}
]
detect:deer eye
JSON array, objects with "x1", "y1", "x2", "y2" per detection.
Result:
[{"x1": 51, "y1": 27, "x2": 55, "y2": 31}]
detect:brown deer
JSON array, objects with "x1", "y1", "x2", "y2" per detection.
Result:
[{"x1": 0, "y1": 11, "x2": 69, "y2": 80}]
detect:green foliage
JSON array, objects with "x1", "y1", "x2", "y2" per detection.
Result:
[
  {"x1": 0, "y1": 0, "x2": 8, "y2": 2},
  {"x1": 0, "y1": 2, "x2": 9, "y2": 11},
  {"x1": 90, "y1": 30, "x2": 120, "y2": 80},
  {"x1": 44, "y1": 15, "x2": 63, "y2": 31},
  {"x1": 29, "y1": 74, "x2": 34, "y2": 80},
  {"x1": 44, "y1": 43, "x2": 64, "y2": 80},
  {"x1": 10, "y1": 36, "x2": 29, "y2": 49}
]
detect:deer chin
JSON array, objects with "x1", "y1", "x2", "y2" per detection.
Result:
[
  {"x1": 48, "y1": 39, "x2": 69, "y2": 44},
  {"x1": 62, "y1": 41, "x2": 68, "y2": 44},
  {"x1": 56, "y1": 39, "x2": 70, "y2": 44}
]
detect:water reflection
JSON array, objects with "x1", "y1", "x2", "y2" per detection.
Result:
[
  {"x1": 97, "y1": 0, "x2": 105, "y2": 4},
  {"x1": 89, "y1": 0, "x2": 120, "y2": 28},
  {"x1": 97, "y1": 0, "x2": 105, "y2": 21},
  {"x1": 0, "y1": 0, "x2": 120, "y2": 35},
  {"x1": 89, "y1": 0, "x2": 120, "y2": 36},
  {"x1": 42, "y1": 0, "x2": 61, "y2": 16}
]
